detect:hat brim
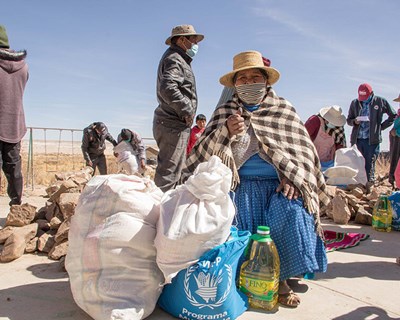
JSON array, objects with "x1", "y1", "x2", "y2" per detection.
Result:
[
  {"x1": 219, "y1": 66, "x2": 280, "y2": 88},
  {"x1": 165, "y1": 33, "x2": 204, "y2": 45},
  {"x1": 320, "y1": 107, "x2": 346, "y2": 127},
  {"x1": 394, "y1": 97, "x2": 400, "y2": 102}
]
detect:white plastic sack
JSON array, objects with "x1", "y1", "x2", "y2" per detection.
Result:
[
  {"x1": 334, "y1": 145, "x2": 368, "y2": 185},
  {"x1": 326, "y1": 177, "x2": 359, "y2": 186},
  {"x1": 114, "y1": 142, "x2": 140, "y2": 175},
  {"x1": 155, "y1": 155, "x2": 235, "y2": 284},
  {"x1": 65, "y1": 174, "x2": 164, "y2": 320}
]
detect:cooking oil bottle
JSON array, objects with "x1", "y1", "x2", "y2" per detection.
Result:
[
  {"x1": 372, "y1": 194, "x2": 393, "y2": 232},
  {"x1": 239, "y1": 226, "x2": 280, "y2": 311}
]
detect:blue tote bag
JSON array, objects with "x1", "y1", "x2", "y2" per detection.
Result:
[{"x1": 158, "y1": 227, "x2": 251, "y2": 320}]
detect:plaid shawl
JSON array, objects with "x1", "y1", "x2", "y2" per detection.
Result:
[
  {"x1": 317, "y1": 114, "x2": 346, "y2": 146},
  {"x1": 183, "y1": 88, "x2": 330, "y2": 235}
]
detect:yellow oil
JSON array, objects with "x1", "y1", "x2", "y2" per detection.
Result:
[
  {"x1": 239, "y1": 226, "x2": 280, "y2": 311},
  {"x1": 372, "y1": 194, "x2": 393, "y2": 232}
]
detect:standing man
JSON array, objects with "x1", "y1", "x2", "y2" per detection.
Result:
[
  {"x1": 0, "y1": 25, "x2": 29, "y2": 206},
  {"x1": 81, "y1": 122, "x2": 117, "y2": 175},
  {"x1": 347, "y1": 83, "x2": 396, "y2": 182},
  {"x1": 153, "y1": 25, "x2": 204, "y2": 192}
]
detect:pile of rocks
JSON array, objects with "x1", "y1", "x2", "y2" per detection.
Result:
[
  {"x1": 322, "y1": 174, "x2": 393, "y2": 225},
  {"x1": 0, "y1": 167, "x2": 93, "y2": 263}
]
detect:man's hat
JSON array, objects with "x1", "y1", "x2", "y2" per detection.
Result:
[
  {"x1": 319, "y1": 105, "x2": 346, "y2": 127},
  {"x1": 358, "y1": 83, "x2": 373, "y2": 101},
  {"x1": 219, "y1": 51, "x2": 280, "y2": 88},
  {"x1": 393, "y1": 93, "x2": 400, "y2": 103},
  {"x1": 0, "y1": 25, "x2": 10, "y2": 49},
  {"x1": 165, "y1": 25, "x2": 204, "y2": 45}
]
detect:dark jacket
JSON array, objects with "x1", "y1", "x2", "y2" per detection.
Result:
[
  {"x1": 81, "y1": 122, "x2": 117, "y2": 161},
  {"x1": 347, "y1": 95, "x2": 396, "y2": 145},
  {"x1": 154, "y1": 44, "x2": 197, "y2": 130},
  {"x1": 0, "y1": 49, "x2": 29, "y2": 143}
]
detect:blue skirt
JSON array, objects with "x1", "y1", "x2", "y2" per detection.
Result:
[{"x1": 233, "y1": 176, "x2": 327, "y2": 281}]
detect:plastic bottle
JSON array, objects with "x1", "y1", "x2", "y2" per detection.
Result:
[
  {"x1": 239, "y1": 226, "x2": 280, "y2": 311},
  {"x1": 372, "y1": 193, "x2": 393, "y2": 232}
]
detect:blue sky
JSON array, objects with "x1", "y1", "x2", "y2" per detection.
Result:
[{"x1": 3, "y1": 0, "x2": 400, "y2": 150}]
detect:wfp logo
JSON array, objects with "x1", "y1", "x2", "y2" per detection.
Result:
[{"x1": 184, "y1": 262, "x2": 232, "y2": 309}]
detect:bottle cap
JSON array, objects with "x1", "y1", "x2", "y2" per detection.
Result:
[{"x1": 257, "y1": 226, "x2": 270, "y2": 235}]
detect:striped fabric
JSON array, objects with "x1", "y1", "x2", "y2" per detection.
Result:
[{"x1": 182, "y1": 88, "x2": 330, "y2": 236}]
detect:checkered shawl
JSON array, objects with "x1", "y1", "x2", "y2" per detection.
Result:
[
  {"x1": 318, "y1": 114, "x2": 346, "y2": 146},
  {"x1": 183, "y1": 88, "x2": 330, "y2": 234}
]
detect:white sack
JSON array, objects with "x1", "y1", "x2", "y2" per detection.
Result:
[
  {"x1": 155, "y1": 155, "x2": 235, "y2": 284},
  {"x1": 65, "y1": 174, "x2": 164, "y2": 320},
  {"x1": 334, "y1": 145, "x2": 368, "y2": 185},
  {"x1": 326, "y1": 177, "x2": 359, "y2": 186},
  {"x1": 324, "y1": 166, "x2": 358, "y2": 178}
]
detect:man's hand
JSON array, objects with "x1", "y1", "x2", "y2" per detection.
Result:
[
  {"x1": 86, "y1": 160, "x2": 93, "y2": 167},
  {"x1": 227, "y1": 107, "x2": 245, "y2": 137},
  {"x1": 184, "y1": 115, "x2": 194, "y2": 127},
  {"x1": 140, "y1": 159, "x2": 146, "y2": 170},
  {"x1": 276, "y1": 177, "x2": 300, "y2": 200}
]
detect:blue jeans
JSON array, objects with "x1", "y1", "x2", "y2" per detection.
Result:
[{"x1": 356, "y1": 139, "x2": 380, "y2": 182}]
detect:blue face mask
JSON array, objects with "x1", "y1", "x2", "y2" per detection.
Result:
[
  {"x1": 326, "y1": 122, "x2": 336, "y2": 129},
  {"x1": 186, "y1": 43, "x2": 198, "y2": 58}
]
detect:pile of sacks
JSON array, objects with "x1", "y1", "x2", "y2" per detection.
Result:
[
  {"x1": 65, "y1": 156, "x2": 249, "y2": 320},
  {"x1": 0, "y1": 167, "x2": 93, "y2": 263}
]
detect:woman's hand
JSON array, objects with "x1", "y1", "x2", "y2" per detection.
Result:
[
  {"x1": 276, "y1": 177, "x2": 300, "y2": 200},
  {"x1": 227, "y1": 107, "x2": 245, "y2": 137},
  {"x1": 390, "y1": 128, "x2": 396, "y2": 137}
]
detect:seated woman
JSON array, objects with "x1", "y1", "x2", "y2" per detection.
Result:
[
  {"x1": 183, "y1": 51, "x2": 329, "y2": 308},
  {"x1": 305, "y1": 106, "x2": 347, "y2": 171}
]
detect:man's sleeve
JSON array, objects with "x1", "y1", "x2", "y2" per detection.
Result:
[
  {"x1": 347, "y1": 100, "x2": 358, "y2": 126},
  {"x1": 381, "y1": 98, "x2": 396, "y2": 131},
  {"x1": 158, "y1": 57, "x2": 194, "y2": 119},
  {"x1": 106, "y1": 133, "x2": 118, "y2": 147},
  {"x1": 132, "y1": 131, "x2": 146, "y2": 161},
  {"x1": 81, "y1": 132, "x2": 91, "y2": 162}
]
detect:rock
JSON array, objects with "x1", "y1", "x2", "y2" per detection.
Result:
[
  {"x1": 324, "y1": 185, "x2": 337, "y2": 198},
  {"x1": 37, "y1": 232, "x2": 56, "y2": 253},
  {"x1": 49, "y1": 240, "x2": 68, "y2": 260},
  {"x1": 5, "y1": 203, "x2": 37, "y2": 227},
  {"x1": 49, "y1": 216, "x2": 63, "y2": 230},
  {"x1": 354, "y1": 209, "x2": 373, "y2": 225},
  {"x1": 0, "y1": 224, "x2": 38, "y2": 262},
  {"x1": 25, "y1": 237, "x2": 38, "y2": 253},
  {"x1": 0, "y1": 226, "x2": 16, "y2": 244},
  {"x1": 43, "y1": 202, "x2": 57, "y2": 222},
  {"x1": 351, "y1": 187, "x2": 364, "y2": 199},
  {"x1": 58, "y1": 193, "x2": 80, "y2": 219},
  {"x1": 331, "y1": 196, "x2": 351, "y2": 225},
  {"x1": 55, "y1": 217, "x2": 71, "y2": 244},
  {"x1": 36, "y1": 219, "x2": 51, "y2": 232},
  {"x1": 49, "y1": 180, "x2": 79, "y2": 203}
]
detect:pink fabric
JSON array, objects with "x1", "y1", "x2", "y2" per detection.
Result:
[
  {"x1": 395, "y1": 159, "x2": 400, "y2": 188},
  {"x1": 313, "y1": 119, "x2": 335, "y2": 162},
  {"x1": 324, "y1": 230, "x2": 369, "y2": 252}
]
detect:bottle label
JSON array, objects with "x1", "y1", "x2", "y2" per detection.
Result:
[
  {"x1": 239, "y1": 276, "x2": 277, "y2": 301},
  {"x1": 372, "y1": 215, "x2": 391, "y2": 229}
]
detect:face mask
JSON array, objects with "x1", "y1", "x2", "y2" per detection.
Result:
[
  {"x1": 326, "y1": 122, "x2": 336, "y2": 129},
  {"x1": 235, "y1": 83, "x2": 266, "y2": 105},
  {"x1": 186, "y1": 43, "x2": 198, "y2": 58}
]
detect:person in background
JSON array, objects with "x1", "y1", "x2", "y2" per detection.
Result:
[
  {"x1": 216, "y1": 56, "x2": 271, "y2": 107},
  {"x1": 153, "y1": 24, "x2": 204, "y2": 192},
  {"x1": 0, "y1": 25, "x2": 29, "y2": 206},
  {"x1": 347, "y1": 83, "x2": 396, "y2": 182},
  {"x1": 81, "y1": 122, "x2": 117, "y2": 175},
  {"x1": 186, "y1": 114, "x2": 206, "y2": 156},
  {"x1": 183, "y1": 51, "x2": 328, "y2": 308},
  {"x1": 114, "y1": 128, "x2": 146, "y2": 175},
  {"x1": 389, "y1": 93, "x2": 400, "y2": 187},
  {"x1": 305, "y1": 105, "x2": 347, "y2": 171}
]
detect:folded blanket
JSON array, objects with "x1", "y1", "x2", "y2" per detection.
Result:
[{"x1": 324, "y1": 230, "x2": 369, "y2": 252}]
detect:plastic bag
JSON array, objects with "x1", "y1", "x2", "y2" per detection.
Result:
[{"x1": 158, "y1": 227, "x2": 251, "y2": 320}]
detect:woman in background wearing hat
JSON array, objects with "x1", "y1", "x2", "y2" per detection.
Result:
[
  {"x1": 183, "y1": 51, "x2": 328, "y2": 308},
  {"x1": 305, "y1": 106, "x2": 347, "y2": 171},
  {"x1": 389, "y1": 93, "x2": 400, "y2": 187}
]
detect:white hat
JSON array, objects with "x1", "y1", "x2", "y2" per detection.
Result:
[
  {"x1": 319, "y1": 105, "x2": 346, "y2": 127},
  {"x1": 165, "y1": 25, "x2": 204, "y2": 45},
  {"x1": 394, "y1": 93, "x2": 400, "y2": 102}
]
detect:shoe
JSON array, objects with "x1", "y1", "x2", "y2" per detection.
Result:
[{"x1": 278, "y1": 290, "x2": 300, "y2": 308}]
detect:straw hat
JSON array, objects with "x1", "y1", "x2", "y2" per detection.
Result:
[
  {"x1": 165, "y1": 25, "x2": 204, "y2": 45},
  {"x1": 394, "y1": 93, "x2": 400, "y2": 102},
  {"x1": 219, "y1": 51, "x2": 280, "y2": 87},
  {"x1": 319, "y1": 105, "x2": 346, "y2": 127}
]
